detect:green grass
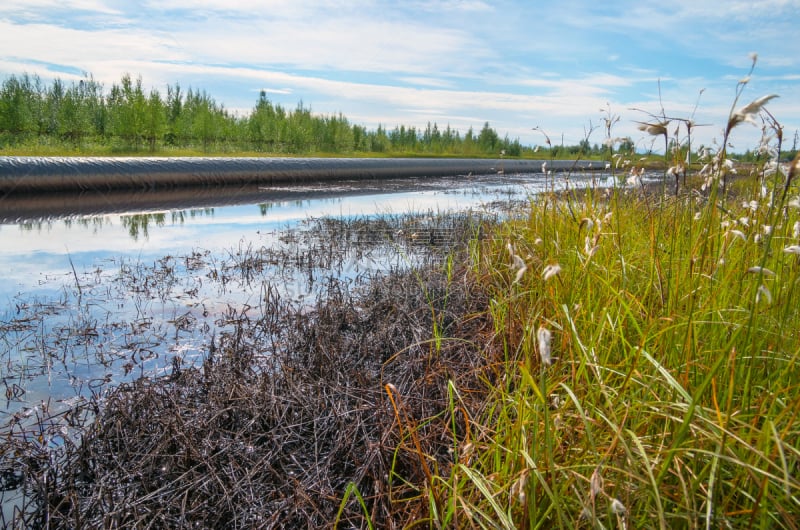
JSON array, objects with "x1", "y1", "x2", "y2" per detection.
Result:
[
  {"x1": 0, "y1": 143, "x2": 485, "y2": 158},
  {"x1": 0, "y1": 135, "x2": 641, "y2": 162},
  {"x1": 427, "y1": 148, "x2": 800, "y2": 527},
  {"x1": 320, "y1": 71, "x2": 798, "y2": 527},
  {"x1": 379, "y1": 65, "x2": 800, "y2": 528},
  {"x1": 0, "y1": 142, "x2": 585, "y2": 160}
]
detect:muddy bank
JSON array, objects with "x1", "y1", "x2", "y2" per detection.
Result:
[{"x1": 0, "y1": 156, "x2": 598, "y2": 193}]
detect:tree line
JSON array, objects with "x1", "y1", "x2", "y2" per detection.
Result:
[{"x1": 0, "y1": 72, "x2": 535, "y2": 157}]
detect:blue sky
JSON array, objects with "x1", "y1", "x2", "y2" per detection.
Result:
[{"x1": 1, "y1": 0, "x2": 798, "y2": 152}]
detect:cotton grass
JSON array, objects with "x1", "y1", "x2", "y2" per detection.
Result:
[{"x1": 445, "y1": 61, "x2": 800, "y2": 529}]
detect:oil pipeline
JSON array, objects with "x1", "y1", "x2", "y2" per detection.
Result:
[{"x1": 0, "y1": 156, "x2": 598, "y2": 193}]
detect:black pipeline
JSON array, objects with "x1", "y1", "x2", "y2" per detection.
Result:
[{"x1": 0, "y1": 157, "x2": 600, "y2": 193}]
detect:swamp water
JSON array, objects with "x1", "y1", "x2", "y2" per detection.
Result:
[{"x1": 0, "y1": 169, "x2": 653, "y2": 524}]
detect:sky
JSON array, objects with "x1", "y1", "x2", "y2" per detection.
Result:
[{"x1": 1, "y1": 0, "x2": 799, "y2": 153}]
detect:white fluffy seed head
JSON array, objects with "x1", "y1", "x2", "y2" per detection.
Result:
[
  {"x1": 729, "y1": 94, "x2": 779, "y2": 129},
  {"x1": 537, "y1": 326, "x2": 553, "y2": 367},
  {"x1": 784, "y1": 245, "x2": 800, "y2": 255},
  {"x1": 727, "y1": 230, "x2": 747, "y2": 242},
  {"x1": 757, "y1": 284, "x2": 772, "y2": 305},
  {"x1": 542, "y1": 263, "x2": 562, "y2": 281},
  {"x1": 747, "y1": 266, "x2": 776, "y2": 277},
  {"x1": 590, "y1": 467, "x2": 604, "y2": 501},
  {"x1": 510, "y1": 471, "x2": 528, "y2": 505},
  {"x1": 611, "y1": 498, "x2": 627, "y2": 515},
  {"x1": 513, "y1": 262, "x2": 527, "y2": 284}
]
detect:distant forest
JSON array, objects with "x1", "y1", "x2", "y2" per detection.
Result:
[{"x1": 0, "y1": 72, "x2": 624, "y2": 157}]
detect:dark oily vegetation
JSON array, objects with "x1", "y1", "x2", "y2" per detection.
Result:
[
  {"x1": 39, "y1": 269, "x2": 486, "y2": 528},
  {"x1": 1, "y1": 211, "x2": 500, "y2": 528}
]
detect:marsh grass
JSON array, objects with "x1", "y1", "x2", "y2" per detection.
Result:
[{"x1": 442, "y1": 91, "x2": 800, "y2": 525}]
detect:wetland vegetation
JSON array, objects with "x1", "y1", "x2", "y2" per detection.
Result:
[{"x1": 2, "y1": 60, "x2": 800, "y2": 528}]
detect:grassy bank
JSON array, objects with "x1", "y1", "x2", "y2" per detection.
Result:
[
  {"x1": 0, "y1": 142, "x2": 617, "y2": 163},
  {"x1": 435, "y1": 156, "x2": 800, "y2": 527},
  {"x1": 398, "y1": 67, "x2": 800, "y2": 528}
]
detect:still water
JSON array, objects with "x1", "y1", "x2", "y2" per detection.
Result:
[{"x1": 0, "y1": 171, "x2": 645, "y2": 425}]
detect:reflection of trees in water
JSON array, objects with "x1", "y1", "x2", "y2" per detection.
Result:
[
  {"x1": 188, "y1": 208, "x2": 214, "y2": 219},
  {"x1": 14, "y1": 208, "x2": 216, "y2": 239},
  {"x1": 121, "y1": 213, "x2": 166, "y2": 240},
  {"x1": 121, "y1": 208, "x2": 214, "y2": 240},
  {"x1": 64, "y1": 217, "x2": 111, "y2": 233},
  {"x1": 19, "y1": 220, "x2": 57, "y2": 232},
  {"x1": 19, "y1": 216, "x2": 110, "y2": 233},
  {"x1": 259, "y1": 201, "x2": 316, "y2": 216}
]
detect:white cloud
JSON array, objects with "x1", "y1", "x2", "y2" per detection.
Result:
[
  {"x1": 257, "y1": 87, "x2": 293, "y2": 95},
  {"x1": 405, "y1": 0, "x2": 493, "y2": 12},
  {"x1": 397, "y1": 77, "x2": 456, "y2": 89},
  {"x1": 0, "y1": 20, "x2": 187, "y2": 71},
  {"x1": 2, "y1": 0, "x2": 122, "y2": 13},
  {"x1": 0, "y1": 0, "x2": 797, "y2": 150}
]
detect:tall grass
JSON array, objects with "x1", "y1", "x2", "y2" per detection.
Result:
[{"x1": 427, "y1": 68, "x2": 800, "y2": 528}]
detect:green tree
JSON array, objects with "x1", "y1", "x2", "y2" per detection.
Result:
[
  {"x1": 0, "y1": 71, "x2": 532, "y2": 157},
  {"x1": 57, "y1": 76, "x2": 103, "y2": 145},
  {"x1": 618, "y1": 137, "x2": 634, "y2": 154},
  {"x1": 192, "y1": 94, "x2": 215, "y2": 151},
  {"x1": 107, "y1": 74, "x2": 147, "y2": 149},
  {"x1": 0, "y1": 74, "x2": 40, "y2": 141},
  {"x1": 477, "y1": 122, "x2": 499, "y2": 153},
  {"x1": 369, "y1": 124, "x2": 390, "y2": 152},
  {"x1": 43, "y1": 78, "x2": 65, "y2": 137},
  {"x1": 248, "y1": 91, "x2": 278, "y2": 151},
  {"x1": 143, "y1": 89, "x2": 166, "y2": 151},
  {"x1": 164, "y1": 83, "x2": 183, "y2": 146}
]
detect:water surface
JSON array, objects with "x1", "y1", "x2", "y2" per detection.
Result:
[{"x1": 1, "y1": 170, "x2": 647, "y2": 421}]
